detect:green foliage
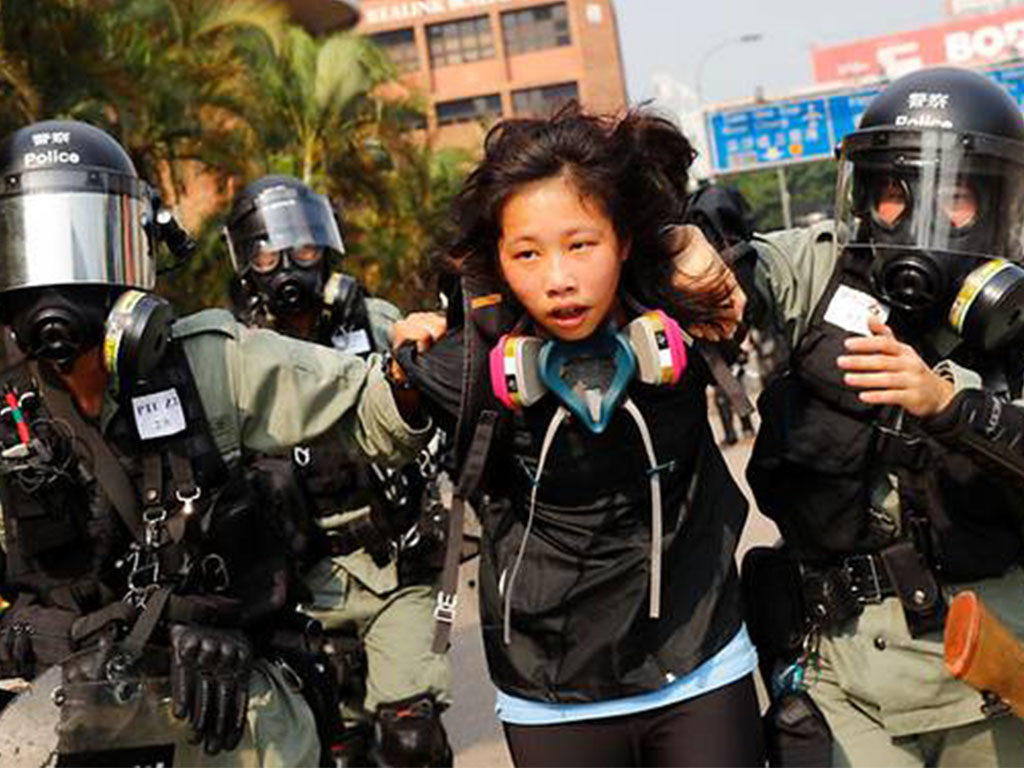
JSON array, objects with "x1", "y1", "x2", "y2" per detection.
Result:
[
  {"x1": 346, "y1": 142, "x2": 474, "y2": 311},
  {"x1": 0, "y1": 1, "x2": 469, "y2": 313},
  {"x1": 726, "y1": 159, "x2": 838, "y2": 232},
  {"x1": 0, "y1": 0, "x2": 288, "y2": 183}
]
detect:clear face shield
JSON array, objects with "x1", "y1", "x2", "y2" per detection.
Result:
[
  {"x1": 0, "y1": 168, "x2": 156, "y2": 293},
  {"x1": 835, "y1": 129, "x2": 1024, "y2": 349},
  {"x1": 224, "y1": 185, "x2": 344, "y2": 275},
  {"x1": 837, "y1": 130, "x2": 1024, "y2": 262}
]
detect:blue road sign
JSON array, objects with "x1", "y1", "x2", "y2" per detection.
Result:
[
  {"x1": 706, "y1": 62, "x2": 1024, "y2": 174},
  {"x1": 989, "y1": 63, "x2": 1024, "y2": 105},
  {"x1": 707, "y1": 99, "x2": 830, "y2": 172},
  {"x1": 827, "y1": 88, "x2": 881, "y2": 144}
]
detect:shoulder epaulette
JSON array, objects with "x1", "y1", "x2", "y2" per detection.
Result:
[{"x1": 171, "y1": 308, "x2": 239, "y2": 341}]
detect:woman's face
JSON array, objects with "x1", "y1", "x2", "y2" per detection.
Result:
[{"x1": 498, "y1": 174, "x2": 628, "y2": 341}]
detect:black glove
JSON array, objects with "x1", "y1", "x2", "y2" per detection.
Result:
[
  {"x1": 0, "y1": 604, "x2": 76, "y2": 678},
  {"x1": 170, "y1": 624, "x2": 253, "y2": 755}
]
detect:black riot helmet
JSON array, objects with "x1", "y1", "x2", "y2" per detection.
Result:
[
  {"x1": 0, "y1": 120, "x2": 160, "y2": 368},
  {"x1": 836, "y1": 67, "x2": 1024, "y2": 350},
  {"x1": 224, "y1": 175, "x2": 345, "y2": 318}
]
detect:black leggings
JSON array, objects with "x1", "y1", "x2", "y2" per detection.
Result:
[{"x1": 502, "y1": 675, "x2": 764, "y2": 768}]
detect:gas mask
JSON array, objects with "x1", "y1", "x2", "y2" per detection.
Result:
[
  {"x1": 224, "y1": 177, "x2": 346, "y2": 322},
  {"x1": 4, "y1": 286, "x2": 174, "y2": 392},
  {"x1": 837, "y1": 130, "x2": 1024, "y2": 352},
  {"x1": 490, "y1": 310, "x2": 687, "y2": 432},
  {"x1": 245, "y1": 244, "x2": 326, "y2": 317},
  {"x1": 6, "y1": 287, "x2": 111, "y2": 371}
]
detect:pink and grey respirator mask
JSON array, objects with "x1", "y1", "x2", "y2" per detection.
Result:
[{"x1": 487, "y1": 310, "x2": 689, "y2": 643}]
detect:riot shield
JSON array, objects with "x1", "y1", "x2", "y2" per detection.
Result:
[{"x1": 0, "y1": 643, "x2": 176, "y2": 768}]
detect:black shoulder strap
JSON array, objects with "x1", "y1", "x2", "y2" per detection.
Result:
[
  {"x1": 36, "y1": 365, "x2": 144, "y2": 543},
  {"x1": 432, "y1": 410, "x2": 499, "y2": 654},
  {"x1": 120, "y1": 341, "x2": 228, "y2": 489},
  {"x1": 431, "y1": 272, "x2": 512, "y2": 653},
  {"x1": 696, "y1": 340, "x2": 755, "y2": 418},
  {"x1": 454, "y1": 272, "x2": 512, "y2": 465}
]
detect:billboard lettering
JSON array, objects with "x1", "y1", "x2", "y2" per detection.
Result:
[{"x1": 813, "y1": 7, "x2": 1024, "y2": 83}]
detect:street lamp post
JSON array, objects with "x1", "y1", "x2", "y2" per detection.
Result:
[
  {"x1": 694, "y1": 33, "x2": 793, "y2": 228},
  {"x1": 693, "y1": 33, "x2": 762, "y2": 183},
  {"x1": 695, "y1": 33, "x2": 763, "y2": 107}
]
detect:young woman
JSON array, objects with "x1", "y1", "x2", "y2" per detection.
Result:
[{"x1": 394, "y1": 106, "x2": 763, "y2": 767}]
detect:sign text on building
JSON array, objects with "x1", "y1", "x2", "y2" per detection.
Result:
[{"x1": 361, "y1": 0, "x2": 514, "y2": 26}]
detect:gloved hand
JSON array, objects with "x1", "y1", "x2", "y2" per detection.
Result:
[
  {"x1": 0, "y1": 604, "x2": 76, "y2": 678},
  {"x1": 170, "y1": 623, "x2": 253, "y2": 755}
]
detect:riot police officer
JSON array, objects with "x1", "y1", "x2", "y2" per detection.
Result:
[
  {"x1": 0, "y1": 122, "x2": 431, "y2": 766},
  {"x1": 224, "y1": 176, "x2": 452, "y2": 767},
  {"x1": 734, "y1": 67, "x2": 1024, "y2": 765}
]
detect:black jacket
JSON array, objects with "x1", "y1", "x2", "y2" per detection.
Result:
[{"x1": 409, "y1": 316, "x2": 748, "y2": 702}]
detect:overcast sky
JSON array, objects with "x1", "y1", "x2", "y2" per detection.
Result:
[{"x1": 616, "y1": 0, "x2": 946, "y2": 106}]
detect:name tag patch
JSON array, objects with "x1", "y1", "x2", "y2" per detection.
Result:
[
  {"x1": 331, "y1": 328, "x2": 372, "y2": 356},
  {"x1": 132, "y1": 388, "x2": 186, "y2": 440},
  {"x1": 824, "y1": 284, "x2": 890, "y2": 336}
]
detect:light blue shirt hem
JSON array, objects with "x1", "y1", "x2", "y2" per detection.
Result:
[{"x1": 494, "y1": 624, "x2": 758, "y2": 726}]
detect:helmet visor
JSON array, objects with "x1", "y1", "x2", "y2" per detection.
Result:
[
  {"x1": 836, "y1": 130, "x2": 1024, "y2": 262},
  {"x1": 0, "y1": 189, "x2": 155, "y2": 293},
  {"x1": 225, "y1": 186, "x2": 344, "y2": 273}
]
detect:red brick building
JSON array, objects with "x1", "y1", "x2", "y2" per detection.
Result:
[{"x1": 355, "y1": 0, "x2": 628, "y2": 148}]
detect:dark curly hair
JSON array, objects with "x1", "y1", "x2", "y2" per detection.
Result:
[{"x1": 441, "y1": 103, "x2": 734, "y2": 325}]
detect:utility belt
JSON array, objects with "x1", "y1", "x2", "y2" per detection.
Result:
[
  {"x1": 319, "y1": 487, "x2": 448, "y2": 580},
  {"x1": 799, "y1": 539, "x2": 947, "y2": 638},
  {"x1": 322, "y1": 508, "x2": 396, "y2": 567}
]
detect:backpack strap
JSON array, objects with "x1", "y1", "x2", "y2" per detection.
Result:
[
  {"x1": 431, "y1": 273, "x2": 514, "y2": 653},
  {"x1": 431, "y1": 410, "x2": 499, "y2": 653}
]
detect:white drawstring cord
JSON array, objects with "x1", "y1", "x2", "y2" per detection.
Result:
[
  {"x1": 503, "y1": 406, "x2": 569, "y2": 645},
  {"x1": 502, "y1": 399, "x2": 667, "y2": 643},
  {"x1": 623, "y1": 398, "x2": 664, "y2": 619}
]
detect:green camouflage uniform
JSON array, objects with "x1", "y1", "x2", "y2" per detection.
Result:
[
  {"x1": 751, "y1": 223, "x2": 1024, "y2": 766},
  {"x1": 66, "y1": 308, "x2": 428, "y2": 767},
  {"x1": 295, "y1": 298, "x2": 451, "y2": 717}
]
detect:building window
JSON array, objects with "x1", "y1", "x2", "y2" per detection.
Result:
[
  {"x1": 512, "y1": 82, "x2": 579, "y2": 117},
  {"x1": 501, "y1": 2, "x2": 571, "y2": 56},
  {"x1": 371, "y1": 28, "x2": 420, "y2": 73},
  {"x1": 427, "y1": 15, "x2": 495, "y2": 68},
  {"x1": 436, "y1": 94, "x2": 503, "y2": 126}
]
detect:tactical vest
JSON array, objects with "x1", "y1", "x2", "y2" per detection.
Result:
[
  {"x1": 0, "y1": 359, "x2": 126, "y2": 615},
  {"x1": 1, "y1": 337, "x2": 302, "y2": 630},
  {"x1": 748, "y1": 246, "x2": 1024, "y2": 581},
  {"x1": 274, "y1": 297, "x2": 438, "y2": 573},
  {"x1": 430, "y1": 272, "x2": 748, "y2": 702}
]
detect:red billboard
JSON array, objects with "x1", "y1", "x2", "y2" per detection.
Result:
[{"x1": 813, "y1": 6, "x2": 1024, "y2": 83}]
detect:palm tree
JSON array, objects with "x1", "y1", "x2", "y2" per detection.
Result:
[
  {"x1": 0, "y1": 1, "x2": 287, "y2": 186},
  {"x1": 347, "y1": 139, "x2": 472, "y2": 309},
  {"x1": 242, "y1": 26, "x2": 426, "y2": 188},
  {"x1": 73, "y1": 0, "x2": 288, "y2": 188}
]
